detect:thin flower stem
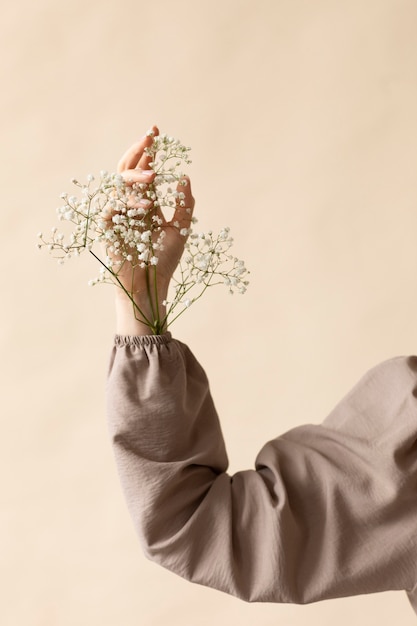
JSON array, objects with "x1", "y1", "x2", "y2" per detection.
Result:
[
  {"x1": 145, "y1": 266, "x2": 157, "y2": 322},
  {"x1": 165, "y1": 274, "x2": 214, "y2": 328},
  {"x1": 152, "y1": 265, "x2": 161, "y2": 329},
  {"x1": 83, "y1": 197, "x2": 93, "y2": 248},
  {"x1": 89, "y1": 250, "x2": 153, "y2": 328}
]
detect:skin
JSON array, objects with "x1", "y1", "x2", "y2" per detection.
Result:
[{"x1": 113, "y1": 125, "x2": 195, "y2": 335}]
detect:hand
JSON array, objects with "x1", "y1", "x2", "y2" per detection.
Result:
[{"x1": 110, "y1": 125, "x2": 195, "y2": 335}]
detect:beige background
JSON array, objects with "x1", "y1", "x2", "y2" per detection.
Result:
[{"x1": 2, "y1": 0, "x2": 417, "y2": 624}]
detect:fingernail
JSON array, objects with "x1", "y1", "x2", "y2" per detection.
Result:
[
  {"x1": 139, "y1": 199, "x2": 152, "y2": 207},
  {"x1": 142, "y1": 170, "x2": 154, "y2": 178}
]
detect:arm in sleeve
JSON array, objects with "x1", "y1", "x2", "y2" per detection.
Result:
[{"x1": 106, "y1": 333, "x2": 417, "y2": 606}]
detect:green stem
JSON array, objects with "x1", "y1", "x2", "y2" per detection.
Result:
[
  {"x1": 89, "y1": 251, "x2": 153, "y2": 328},
  {"x1": 164, "y1": 274, "x2": 214, "y2": 328},
  {"x1": 83, "y1": 197, "x2": 93, "y2": 248},
  {"x1": 145, "y1": 266, "x2": 157, "y2": 322},
  {"x1": 153, "y1": 264, "x2": 161, "y2": 330}
]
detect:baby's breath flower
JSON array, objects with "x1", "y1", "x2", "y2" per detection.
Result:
[{"x1": 38, "y1": 132, "x2": 249, "y2": 334}]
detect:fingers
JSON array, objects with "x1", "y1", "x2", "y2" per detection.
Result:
[
  {"x1": 138, "y1": 125, "x2": 159, "y2": 171},
  {"x1": 170, "y1": 176, "x2": 195, "y2": 230},
  {"x1": 119, "y1": 168, "x2": 156, "y2": 185},
  {"x1": 116, "y1": 130, "x2": 194, "y2": 235},
  {"x1": 117, "y1": 126, "x2": 158, "y2": 173}
]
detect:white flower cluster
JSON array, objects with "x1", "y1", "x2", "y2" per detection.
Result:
[
  {"x1": 185, "y1": 228, "x2": 248, "y2": 294},
  {"x1": 163, "y1": 228, "x2": 248, "y2": 318},
  {"x1": 37, "y1": 132, "x2": 249, "y2": 332},
  {"x1": 37, "y1": 134, "x2": 192, "y2": 279}
]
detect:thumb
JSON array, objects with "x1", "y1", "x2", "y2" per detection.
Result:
[{"x1": 170, "y1": 176, "x2": 195, "y2": 231}]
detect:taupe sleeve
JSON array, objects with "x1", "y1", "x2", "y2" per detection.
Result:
[{"x1": 106, "y1": 333, "x2": 417, "y2": 610}]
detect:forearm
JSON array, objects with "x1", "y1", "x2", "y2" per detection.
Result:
[
  {"x1": 106, "y1": 335, "x2": 248, "y2": 595},
  {"x1": 106, "y1": 339, "x2": 417, "y2": 605},
  {"x1": 106, "y1": 335, "x2": 230, "y2": 530},
  {"x1": 114, "y1": 280, "x2": 169, "y2": 336}
]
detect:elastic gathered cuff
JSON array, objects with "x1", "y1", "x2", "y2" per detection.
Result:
[{"x1": 114, "y1": 332, "x2": 172, "y2": 347}]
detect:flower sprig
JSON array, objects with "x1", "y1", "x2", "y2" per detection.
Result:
[{"x1": 37, "y1": 132, "x2": 249, "y2": 333}]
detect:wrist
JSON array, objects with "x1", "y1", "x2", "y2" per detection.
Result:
[{"x1": 115, "y1": 289, "x2": 168, "y2": 336}]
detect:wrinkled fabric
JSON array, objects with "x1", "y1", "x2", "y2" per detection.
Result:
[{"x1": 106, "y1": 333, "x2": 417, "y2": 613}]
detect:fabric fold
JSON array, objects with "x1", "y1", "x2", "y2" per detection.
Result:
[{"x1": 106, "y1": 337, "x2": 417, "y2": 613}]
